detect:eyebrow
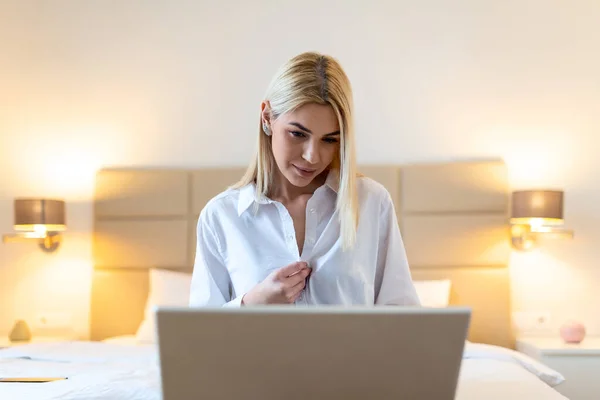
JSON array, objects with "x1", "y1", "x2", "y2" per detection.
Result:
[{"x1": 289, "y1": 122, "x2": 340, "y2": 137}]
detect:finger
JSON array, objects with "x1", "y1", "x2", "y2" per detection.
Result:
[
  {"x1": 284, "y1": 267, "x2": 311, "y2": 286},
  {"x1": 286, "y1": 280, "x2": 307, "y2": 302},
  {"x1": 289, "y1": 291, "x2": 303, "y2": 303},
  {"x1": 277, "y1": 261, "x2": 308, "y2": 278},
  {"x1": 290, "y1": 264, "x2": 312, "y2": 277}
]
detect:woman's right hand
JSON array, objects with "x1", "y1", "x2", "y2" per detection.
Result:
[{"x1": 241, "y1": 261, "x2": 312, "y2": 305}]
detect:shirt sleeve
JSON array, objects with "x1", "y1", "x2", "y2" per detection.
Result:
[
  {"x1": 374, "y1": 191, "x2": 421, "y2": 306},
  {"x1": 188, "y1": 212, "x2": 245, "y2": 307}
]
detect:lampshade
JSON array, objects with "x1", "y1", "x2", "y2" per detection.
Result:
[
  {"x1": 510, "y1": 190, "x2": 563, "y2": 227},
  {"x1": 14, "y1": 199, "x2": 66, "y2": 232}
]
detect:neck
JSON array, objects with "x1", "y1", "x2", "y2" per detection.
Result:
[{"x1": 271, "y1": 168, "x2": 328, "y2": 203}]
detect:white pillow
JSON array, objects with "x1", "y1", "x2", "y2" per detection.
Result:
[
  {"x1": 463, "y1": 341, "x2": 565, "y2": 387},
  {"x1": 135, "y1": 269, "x2": 192, "y2": 343},
  {"x1": 413, "y1": 279, "x2": 451, "y2": 307}
]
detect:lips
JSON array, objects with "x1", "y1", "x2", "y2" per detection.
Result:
[
  {"x1": 294, "y1": 165, "x2": 316, "y2": 173},
  {"x1": 293, "y1": 165, "x2": 317, "y2": 177}
]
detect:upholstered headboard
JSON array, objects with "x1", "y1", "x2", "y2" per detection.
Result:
[{"x1": 91, "y1": 160, "x2": 514, "y2": 348}]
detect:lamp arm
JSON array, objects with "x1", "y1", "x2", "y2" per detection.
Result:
[{"x1": 2, "y1": 232, "x2": 62, "y2": 252}]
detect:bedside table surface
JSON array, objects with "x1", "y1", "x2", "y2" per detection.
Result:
[
  {"x1": 517, "y1": 337, "x2": 600, "y2": 400},
  {"x1": 517, "y1": 336, "x2": 600, "y2": 355},
  {"x1": 0, "y1": 336, "x2": 73, "y2": 348}
]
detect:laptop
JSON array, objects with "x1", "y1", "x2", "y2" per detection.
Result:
[{"x1": 156, "y1": 306, "x2": 470, "y2": 400}]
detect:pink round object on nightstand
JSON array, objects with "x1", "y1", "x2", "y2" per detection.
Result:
[{"x1": 560, "y1": 321, "x2": 586, "y2": 343}]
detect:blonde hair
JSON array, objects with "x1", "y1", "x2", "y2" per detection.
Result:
[{"x1": 233, "y1": 52, "x2": 358, "y2": 249}]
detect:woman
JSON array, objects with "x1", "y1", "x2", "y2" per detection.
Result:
[{"x1": 189, "y1": 52, "x2": 420, "y2": 307}]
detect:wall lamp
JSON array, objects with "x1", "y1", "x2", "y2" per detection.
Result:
[
  {"x1": 2, "y1": 199, "x2": 66, "y2": 252},
  {"x1": 510, "y1": 190, "x2": 573, "y2": 251}
]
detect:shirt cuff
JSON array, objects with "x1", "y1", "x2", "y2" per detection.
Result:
[{"x1": 223, "y1": 294, "x2": 245, "y2": 307}]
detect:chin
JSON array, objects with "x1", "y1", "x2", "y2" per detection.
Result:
[
  {"x1": 284, "y1": 166, "x2": 322, "y2": 187},
  {"x1": 285, "y1": 173, "x2": 313, "y2": 187}
]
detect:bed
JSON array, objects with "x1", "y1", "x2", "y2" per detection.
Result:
[{"x1": 0, "y1": 160, "x2": 569, "y2": 399}]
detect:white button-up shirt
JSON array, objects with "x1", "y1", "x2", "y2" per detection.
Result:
[{"x1": 189, "y1": 172, "x2": 420, "y2": 307}]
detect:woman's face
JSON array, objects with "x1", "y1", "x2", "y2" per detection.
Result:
[{"x1": 264, "y1": 102, "x2": 340, "y2": 188}]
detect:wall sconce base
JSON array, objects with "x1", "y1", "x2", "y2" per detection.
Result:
[
  {"x1": 510, "y1": 224, "x2": 574, "y2": 251},
  {"x1": 40, "y1": 233, "x2": 61, "y2": 252},
  {"x1": 511, "y1": 225, "x2": 537, "y2": 251},
  {"x1": 2, "y1": 232, "x2": 62, "y2": 253}
]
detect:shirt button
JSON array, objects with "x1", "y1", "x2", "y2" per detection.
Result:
[
  {"x1": 307, "y1": 237, "x2": 315, "y2": 244},
  {"x1": 309, "y1": 208, "x2": 316, "y2": 214}
]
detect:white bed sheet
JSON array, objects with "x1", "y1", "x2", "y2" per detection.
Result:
[
  {"x1": 0, "y1": 341, "x2": 159, "y2": 400},
  {"x1": 0, "y1": 341, "x2": 568, "y2": 400}
]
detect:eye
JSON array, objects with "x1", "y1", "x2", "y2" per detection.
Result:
[
  {"x1": 290, "y1": 131, "x2": 306, "y2": 138},
  {"x1": 323, "y1": 137, "x2": 339, "y2": 144}
]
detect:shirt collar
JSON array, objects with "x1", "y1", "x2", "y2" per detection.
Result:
[
  {"x1": 237, "y1": 169, "x2": 339, "y2": 216},
  {"x1": 237, "y1": 184, "x2": 266, "y2": 216},
  {"x1": 324, "y1": 168, "x2": 340, "y2": 193}
]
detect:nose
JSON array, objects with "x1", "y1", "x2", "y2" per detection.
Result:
[{"x1": 302, "y1": 140, "x2": 321, "y2": 165}]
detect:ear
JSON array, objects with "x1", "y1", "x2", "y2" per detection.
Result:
[{"x1": 260, "y1": 101, "x2": 272, "y2": 125}]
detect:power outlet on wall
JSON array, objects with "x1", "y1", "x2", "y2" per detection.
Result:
[{"x1": 513, "y1": 311, "x2": 553, "y2": 334}]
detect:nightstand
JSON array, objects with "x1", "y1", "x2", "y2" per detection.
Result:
[
  {"x1": 0, "y1": 336, "x2": 72, "y2": 349},
  {"x1": 516, "y1": 336, "x2": 600, "y2": 400}
]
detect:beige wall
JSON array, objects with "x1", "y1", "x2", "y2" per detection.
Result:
[{"x1": 0, "y1": 0, "x2": 598, "y2": 340}]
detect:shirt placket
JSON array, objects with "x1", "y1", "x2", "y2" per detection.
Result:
[
  {"x1": 301, "y1": 201, "x2": 319, "y2": 305},
  {"x1": 274, "y1": 196, "x2": 320, "y2": 305},
  {"x1": 303, "y1": 203, "x2": 317, "y2": 256},
  {"x1": 274, "y1": 203, "x2": 298, "y2": 257}
]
